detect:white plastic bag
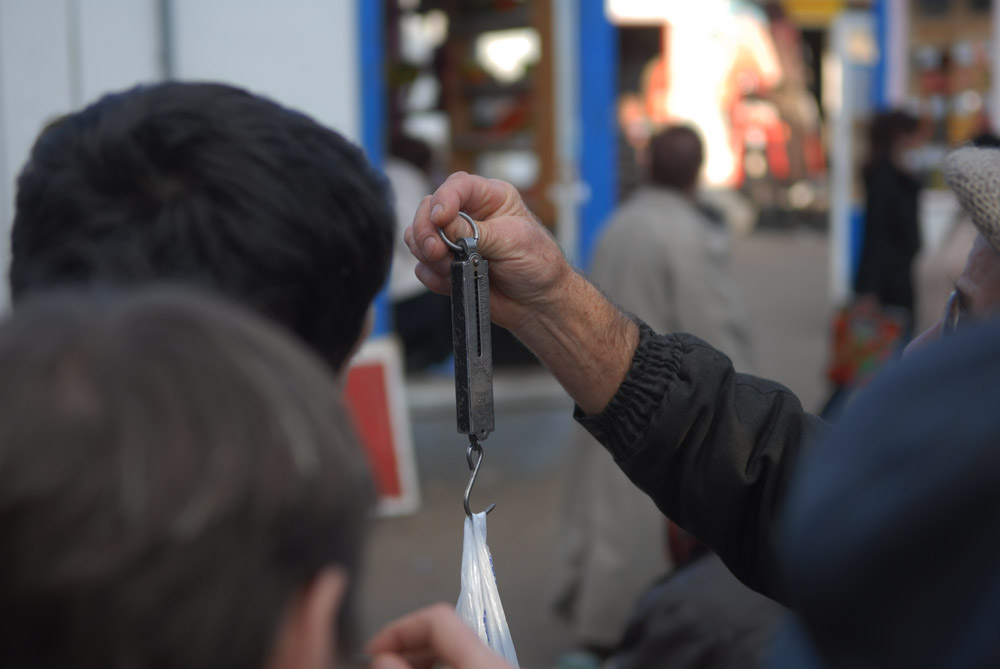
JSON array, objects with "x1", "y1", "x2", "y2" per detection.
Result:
[{"x1": 455, "y1": 511, "x2": 519, "y2": 666}]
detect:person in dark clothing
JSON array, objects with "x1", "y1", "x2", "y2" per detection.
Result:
[
  {"x1": 609, "y1": 531, "x2": 784, "y2": 669},
  {"x1": 820, "y1": 111, "x2": 925, "y2": 421},
  {"x1": 853, "y1": 109, "x2": 924, "y2": 317},
  {"x1": 401, "y1": 142, "x2": 1000, "y2": 665},
  {"x1": 776, "y1": 315, "x2": 1000, "y2": 668}
]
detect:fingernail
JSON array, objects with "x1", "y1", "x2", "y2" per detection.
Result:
[
  {"x1": 431, "y1": 203, "x2": 444, "y2": 222},
  {"x1": 422, "y1": 236, "x2": 436, "y2": 256}
]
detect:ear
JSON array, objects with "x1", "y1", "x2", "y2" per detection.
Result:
[{"x1": 266, "y1": 567, "x2": 349, "y2": 669}]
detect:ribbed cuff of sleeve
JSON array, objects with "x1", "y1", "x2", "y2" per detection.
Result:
[{"x1": 573, "y1": 320, "x2": 681, "y2": 461}]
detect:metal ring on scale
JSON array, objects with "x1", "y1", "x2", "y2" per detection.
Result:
[{"x1": 437, "y1": 211, "x2": 480, "y2": 254}]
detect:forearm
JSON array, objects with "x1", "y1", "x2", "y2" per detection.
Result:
[
  {"x1": 508, "y1": 270, "x2": 638, "y2": 415},
  {"x1": 577, "y1": 324, "x2": 828, "y2": 600}
]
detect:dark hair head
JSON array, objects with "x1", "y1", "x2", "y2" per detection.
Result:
[
  {"x1": 0, "y1": 286, "x2": 373, "y2": 669},
  {"x1": 971, "y1": 131, "x2": 1000, "y2": 148},
  {"x1": 867, "y1": 109, "x2": 920, "y2": 165},
  {"x1": 648, "y1": 125, "x2": 704, "y2": 192},
  {"x1": 10, "y1": 82, "x2": 395, "y2": 371},
  {"x1": 389, "y1": 134, "x2": 433, "y2": 173}
]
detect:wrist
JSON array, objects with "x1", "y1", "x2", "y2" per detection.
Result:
[{"x1": 510, "y1": 271, "x2": 639, "y2": 415}]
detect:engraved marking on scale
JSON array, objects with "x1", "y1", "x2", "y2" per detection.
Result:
[{"x1": 438, "y1": 212, "x2": 495, "y2": 441}]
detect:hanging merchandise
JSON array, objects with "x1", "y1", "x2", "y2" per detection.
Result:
[
  {"x1": 456, "y1": 511, "x2": 519, "y2": 665},
  {"x1": 440, "y1": 212, "x2": 519, "y2": 666}
]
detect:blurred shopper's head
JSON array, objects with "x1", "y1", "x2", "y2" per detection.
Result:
[
  {"x1": 389, "y1": 133, "x2": 433, "y2": 174},
  {"x1": 10, "y1": 82, "x2": 395, "y2": 372},
  {"x1": 971, "y1": 131, "x2": 1000, "y2": 149},
  {"x1": 648, "y1": 125, "x2": 703, "y2": 195},
  {"x1": 867, "y1": 109, "x2": 921, "y2": 168},
  {"x1": 0, "y1": 286, "x2": 372, "y2": 669}
]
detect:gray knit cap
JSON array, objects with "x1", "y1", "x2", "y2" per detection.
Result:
[{"x1": 943, "y1": 146, "x2": 1000, "y2": 254}]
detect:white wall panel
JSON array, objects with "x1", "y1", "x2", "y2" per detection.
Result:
[
  {"x1": 77, "y1": 0, "x2": 160, "y2": 103},
  {"x1": 171, "y1": 0, "x2": 359, "y2": 140},
  {"x1": 0, "y1": 0, "x2": 361, "y2": 308},
  {"x1": 0, "y1": 0, "x2": 76, "y2": 308}
]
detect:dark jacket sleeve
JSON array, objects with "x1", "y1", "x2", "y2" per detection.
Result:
[{"x1": 575, "y1": 321, "x2": 827, "y2": 602}]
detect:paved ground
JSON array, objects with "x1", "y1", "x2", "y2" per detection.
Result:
[{"x1": 356, "y1": 227, "x2": 832, "y2": 667}]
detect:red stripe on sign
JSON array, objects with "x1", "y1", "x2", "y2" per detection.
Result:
[{"x1": 344, "y1": 362, "x2": 402, "y2": 498}]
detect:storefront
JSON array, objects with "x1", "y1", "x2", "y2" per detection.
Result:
[
  {"x1": 886, "y1": 0, "x2": 1000, "y2": 247},
  {"x1": 380, "y1": 0, "x2": 616, "y2": 272},
  {"x1": 809, "y1": 0, "x2": 1000, "y2": 301}
]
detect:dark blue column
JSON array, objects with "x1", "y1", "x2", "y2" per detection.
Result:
[
  {"x1": 358, "y1": 0, "x2": 390, "y2": 335},
  {"x1": 576, "y1": 0, "x2": 618, "y2": 271},
  {"x1": 871, "y1": 0, "x2": 889, "y2": 110}
]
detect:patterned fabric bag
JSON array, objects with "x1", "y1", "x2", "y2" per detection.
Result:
[{"x1": 826, "y1": 298, "x2": 907, "y2": 387}]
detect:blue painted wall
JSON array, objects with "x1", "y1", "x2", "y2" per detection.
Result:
[
  {"x1": 854, "y1": 0, "x2": 888, "y2": 283},
  {"x1": 358, "y1": 0, "x2": 390, "y2": 335},
  {"x1": 871, "y1": 0, "x2": 889, "y2": 111},
  {"x1": 576, "y1": 1, "x2": 618, "y2": 271}
]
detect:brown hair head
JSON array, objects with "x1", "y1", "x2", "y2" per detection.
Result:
[{"x1": 0, "y1": 286, "x2": 373, "y2": 668}]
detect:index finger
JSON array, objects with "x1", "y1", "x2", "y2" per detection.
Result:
[
  {"x1": 413, "y1": 173, "x2": 517, "y2": 260},
  {"x1": 429, "y1": 172, "x2": 513, "y2": 226}
]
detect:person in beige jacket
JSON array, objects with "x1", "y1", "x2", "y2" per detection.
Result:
[{"x1": 548, "y1": 125, "x2": 756, "y2": 659}]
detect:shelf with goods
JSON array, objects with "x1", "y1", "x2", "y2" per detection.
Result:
[
  {"x1": 906, "y1": 0, "x2": 992, "y2": 188},
  {"x1": 438, "y1": 0, "x2": 556, "y2": 227}
]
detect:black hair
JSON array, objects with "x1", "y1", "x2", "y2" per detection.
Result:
[
  {"x1": 0, "y1": 286, "x2": 373, "y2": 668},
  {"x1": 389, "y1": 134, "x2": 433, "y2": 173},
  {"x1": 971, "y1": 132, "x2": 1000, "y2": 148},
  {"x1": 648, "y1": 125, "x2": 704, "y2": 192},
  {"x1": 866, "y1": 109, "x2": 920, "y2": 167},
  {"x1": 9, "y1": 82, "x2": 395, "y2": 371}
]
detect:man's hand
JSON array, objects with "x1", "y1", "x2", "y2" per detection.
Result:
[
  {"x1": 406, "y1": 172, "x2": 639, "y2": 415},
  {"x1": 365, "y1": 603, "x2": 514, "y2": 669},
  {"x1": 405, "y1": 172, "x2": 571, "y2": 333}
]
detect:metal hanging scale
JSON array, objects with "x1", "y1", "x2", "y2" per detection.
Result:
[{"x1": 438, "y1": 211, "x2": 496, "y2": 517}]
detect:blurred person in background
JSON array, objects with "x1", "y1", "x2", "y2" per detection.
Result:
[
  {"x1": 0, "y1": 287, "x2": 508, "y2": 669},
  {"x1": 386, "y1": 133, "x2": 453, "y2": 374},
  {"x1": 405, "y1": 140, "x2": 1000, "y2": 665},
  {"x1": 854, "y1": 109, "x2": 926, "y2": 324},
  {"x1": 616, "y1": 93, "x2": 652, "y2": 201},
  {"x1": 820, "y1": 109, "x2": 926, "y2": 420},
  {"x1": 609, "y1": 535, "x2": 783, "y2": 669},
  {"x1": 548, "y1": 125, "x2": 757, "y2": 665}
]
